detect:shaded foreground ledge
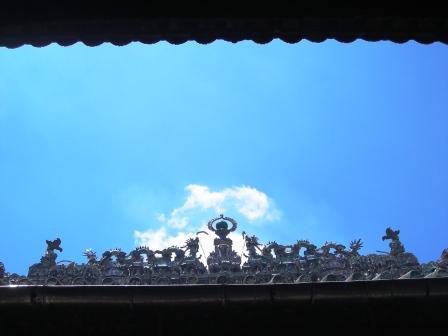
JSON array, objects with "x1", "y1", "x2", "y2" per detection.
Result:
[
  {"x1": 1, "y1": 278, "x2": 447, "y2": 306},
  {"x1": 0, "y1": 278, "x2": 447, "y2": 335}
]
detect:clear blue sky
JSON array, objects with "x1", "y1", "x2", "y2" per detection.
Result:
[{"x1": 1, "y1": 40, "x2": 447, "y2": 274}]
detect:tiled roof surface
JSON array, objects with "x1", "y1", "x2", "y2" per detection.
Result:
[{"x1": 1, "y1": 2, "x2": 447, "y2": 47}]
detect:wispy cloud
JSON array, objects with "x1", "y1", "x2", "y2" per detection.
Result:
[
  {"x1": 157, "y1": 184, "x2": 281, "y2": 228},
  {"x1": 133, "y1": 184, "x2": 280, "y2": 264}
]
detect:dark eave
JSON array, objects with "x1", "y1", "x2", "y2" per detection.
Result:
[
  {"x1": 1, "y1": 2, "x2": 448, "y2": 48},
  {"x1": 1, "y1": 278, "x2": 447, "y2": 334},
  {"x1": 1, "y1": 278, "x2": 447, "y2": 307}
]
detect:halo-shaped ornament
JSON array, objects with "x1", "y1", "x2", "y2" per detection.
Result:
[{"x1": 207, "y1": 214, "x2": 238, "y2": 238}]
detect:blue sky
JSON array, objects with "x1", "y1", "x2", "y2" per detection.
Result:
[{"x1": 0, "y1": 40, "x2": 447, "y2": 274}]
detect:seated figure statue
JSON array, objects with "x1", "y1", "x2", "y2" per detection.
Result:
[{"x1": 206, "y1": 214, "x2": 241, "y2": 273}]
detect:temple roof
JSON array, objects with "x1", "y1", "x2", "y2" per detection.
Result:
[{"x1": 1, "y1": 2, "x2": 447, "y2": 48}]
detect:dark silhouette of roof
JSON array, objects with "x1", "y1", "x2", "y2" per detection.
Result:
[
  {"x1": 1, "y1": 1, "x2": 447, "y2": 48},
  {"x1": 0, "y1": 279, "x2": 447, "y2": 335}
]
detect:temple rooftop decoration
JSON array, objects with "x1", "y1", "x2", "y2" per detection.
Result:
[
  {"x1": 1, "y1": 2, "x2": 447, "y2": 48},
  {"x1": 0, "y1": 215, "x2": 446, "y2": 286},
  {"x1": 1, "y1": 215, "x2": 447, "y2": 334}
]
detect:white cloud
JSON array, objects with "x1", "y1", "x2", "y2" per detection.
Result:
[
  {"x1": 158, "y1": 184, "x2": 280, "y2": 228},
  {"x1": 134, "y1": 225, "x2": 247, "y2": 265},
  {"x1": 134, "y1": 227, "x2": 185, "y2": 251},
  {"x1": 132, "y1": 184, "x2": 279, "y2": 266},
  {"x1": 134, "y1": 184, "x2": 280, "y2": 265}
]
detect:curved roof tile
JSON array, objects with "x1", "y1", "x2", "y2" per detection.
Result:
[{"x1": 1, "y1": 3, "x2": 447, "y2": 47}]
